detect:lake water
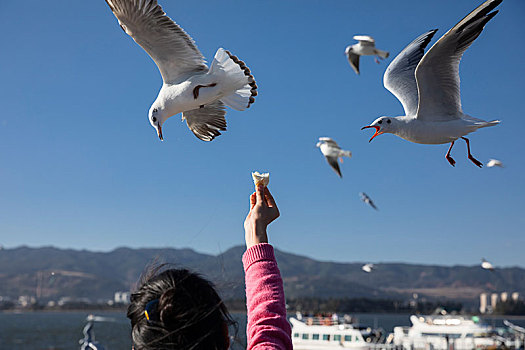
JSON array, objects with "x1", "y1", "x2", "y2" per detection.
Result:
[
  {"x1": 0, "y1": 311, "x2": 248, "y2": 350},
  {"x1": 0, "y1": 311, "x2": 524, "y2": 349}
]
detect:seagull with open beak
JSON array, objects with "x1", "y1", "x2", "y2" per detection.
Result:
[
  {"x1": 361, "y1": 0, "x2": 502, "y2": 167},
  {"x1": 361, "y1": 121, "x2": 385, "y2": 143}
]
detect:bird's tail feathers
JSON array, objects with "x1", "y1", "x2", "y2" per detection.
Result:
[
  {"x1": 376, "y1": 49, "x2": 389, "y2": 59},
  {"x1": 465, "y1": 116, "x2": 500, "y2": 130},
  {"x1": 476, "y1": 119, "x2": 500, "y2": 129},
  {"x1": 211, "y1": 48, "x2": 257, "y2": 110},
  {"x1": 483, "y1": 119, "x2": 500, "y2": 127}
]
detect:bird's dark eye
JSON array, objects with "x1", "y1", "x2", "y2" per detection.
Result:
[
  {"x1": 387, "y1": 119, "x2": 391, "y2": 124},
  {"x1": 152, "y1": 117, "x2": 157, "y2": 123},
  {"x1": 378, "y1": 120, "x2": 383, "y2": 125}
]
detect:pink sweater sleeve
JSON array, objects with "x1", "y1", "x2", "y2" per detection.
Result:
[{"x1": 243, "y1": 243, "x2": 292, "y2": 350}]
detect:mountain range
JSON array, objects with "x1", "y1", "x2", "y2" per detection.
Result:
[{"x1": 0, "y1": 246, "x2": 523, "y2": 305}]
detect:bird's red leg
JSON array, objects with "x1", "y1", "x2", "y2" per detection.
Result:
[
  {"x1": 374, "y1": 57, "x2": 380, "y2": 64},
  {"x1": 461, "y1": 137, "x2": 483, "y2": 168},
  {"x1": 445, "y1": 141, "x2": 456, "y2": 167}
]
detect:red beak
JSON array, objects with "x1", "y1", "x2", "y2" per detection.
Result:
[{"x1": 361, "y1": 125, "x2": 383, "y2": 143}]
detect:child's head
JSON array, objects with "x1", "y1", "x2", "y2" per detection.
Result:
[{"x1": 127, "y1": 267, "x2": 235, "y2": 350}]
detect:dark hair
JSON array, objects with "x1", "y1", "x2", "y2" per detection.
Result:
[{"x1": 127, "y1": 266, "x2": 236, "y2": 350}]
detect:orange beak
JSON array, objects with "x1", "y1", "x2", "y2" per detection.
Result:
[
  {"x1": 361, "y1": 125, "x2": 383, "y2": 143},
  {"x1": 157, "y1": 123, "x2": 163, "y2": 141}
]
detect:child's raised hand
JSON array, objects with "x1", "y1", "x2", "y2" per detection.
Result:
[{"x1": 244, "y1": 186, "x2": 280, "y2": 249}]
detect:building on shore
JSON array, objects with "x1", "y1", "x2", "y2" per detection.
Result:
[
  {"x1": 480, "y1": 291, "x2": 522, "y2": 314},
  {"x1": 114, "y1": 291, "x2": 130, "y2": 304},
  {"x1": 491, "y1": 293, "x2": 499, "y2": 311},
  {"x1": 479, "y1": 293, "x2": 488, "y2": 314}
]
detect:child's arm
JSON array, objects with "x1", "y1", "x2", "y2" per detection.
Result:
[
  {"x1": 243, "y1": 186, "x2": 292, "y2": 350},
  {"x1": 243, "y1": 244, "x2": 292, "y2": 350}
]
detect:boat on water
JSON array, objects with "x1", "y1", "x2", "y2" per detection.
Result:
[
  {"x1": 290, "y1": 312, "x2": 523, "y2": 350},
  {"x1": 393, "y1": 314, "x2": 518, "y2": 350},
  {"x1": 290, "y1": 314, "x2": 385, "y2": 350}
]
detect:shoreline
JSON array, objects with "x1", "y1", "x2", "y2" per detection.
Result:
[{"x1": 2, "y1": 309, "x2": 524, "y2": 319}]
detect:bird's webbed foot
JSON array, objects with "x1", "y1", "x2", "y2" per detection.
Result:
[
  {"x1": 446, "y1": 155, "x2": 456, "y2": 167},
  {"x1": 468, "y1": 155, "x2": 483, "y2": 168},
  {"x1": 461, "y1": 137, "x2": 483, "y2": 168}
]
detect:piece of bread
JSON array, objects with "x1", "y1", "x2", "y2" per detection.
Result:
[{"x1": 252, "y1": 171, "x2": 269, "y2": 187}]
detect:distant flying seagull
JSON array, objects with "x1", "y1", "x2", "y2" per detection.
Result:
[
  {"x1": 481, "y1": 258, "x2": 495, "y2": 271},
  {"x1": 87, "y1": 315, "x2": 116, "y2": 323},
  {"x1": 345, "y1": 35, "x2": 389, "y2": 75},
  {"x1": 316, "y1": 137, "x2": 352, "y2": 178},
  {"x1": 487, "y1": 159, "x2": 504, "y2": 168},
  {"x1": 362, "y1": 0, "x2": 501, "y2": 167},
  {"x1": 105, "y1": 0, "x2": 257, "y2": 141},
  {"x1": 362, "y1": 263, "x2": 375, "y2": 273},
  {"x1": 359, "y1": 192, "x2": 378, "y2": 210}
]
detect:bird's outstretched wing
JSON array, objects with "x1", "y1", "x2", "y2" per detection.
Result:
[
  {"x1": 415, "y1": 0, "x2": 502, "y2": 121},
  {"x1": 353, "y1": 35, "x2": 375, "y2": 44},
  {"x1": 318, "y1": 137, "x2": 340, "y2": 148},
  {"x1": 105, "y1": 0, "x2": 207, "y2": 83},
  {"x1": 383, "y1": 30, "x2": 438, "y2": 116},
  {"x1": 345, "y1": 47, "x2": 360, "y2": 74},
  {"x1": 326, "y1": 156, "x2": 342, "y2": 178},
  {"x1": 183, "y1": 101, "x2": 227, "y2": 141}
]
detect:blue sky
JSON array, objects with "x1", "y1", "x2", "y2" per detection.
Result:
[{"x1": 0, "y1": 0, "x2": 524, "y2": 267}]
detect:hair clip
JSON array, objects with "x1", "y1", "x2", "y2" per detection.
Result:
[{"x1": 144, "y1": 299, "x2": 159, "y2": 323}]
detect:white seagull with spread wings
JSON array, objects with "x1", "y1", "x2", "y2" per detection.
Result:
[
  {"x1": 105, "y1": 0, "x2": 257, "y2": 141},
  {"x1": 316, "y1": 137, "x2": 352, "y2": 178},
  {"x1": 362, "y1": 0, "x2": 501, "y2": 167},
  {"x1": 345, "y1": 35, "x2": 389, "y2": 75}
]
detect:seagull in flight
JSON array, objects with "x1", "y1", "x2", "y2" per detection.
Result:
[
  {"x1": 316, "y1": 137, "x2": 352, "y2": 178},
  {"x1": 362, "y1": 263, "x2": 375, "y2": 273},
  {"x1": 486, "y1": 159, "x2": 504, "y2": 168},
  {"x1": 362, "y1": 0, "x2": 501, "y2": 167},
  {"x1": 359, "y1": 192, "x2": 378, "y2": 210},
  {"x1": 104, "y1": 0, "x2": 257, "y2": 141},
  {"x1": 481, "y1": 258, "x2": 495, "y2": 271},
  {"x1": 345, "y1": 35, "x2": 389, "y2": 75}
]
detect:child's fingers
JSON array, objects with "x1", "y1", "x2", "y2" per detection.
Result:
[
  {"x1": 264, "y1": 187, "x2": 277, "y2": 208},
  {"x1": 250, "y1": 192, "x2": 256, "y2": 209},
  {"x1": 256, "y1": 185, "x2": 266, "y2": 207}
]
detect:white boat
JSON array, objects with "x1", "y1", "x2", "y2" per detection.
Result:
[
  {"x1": 393, "y1": 314, "x2": 506, "y2": 350},
  {"x1": 290, "y1": 315, "x2": 383, "y2": 350}
]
